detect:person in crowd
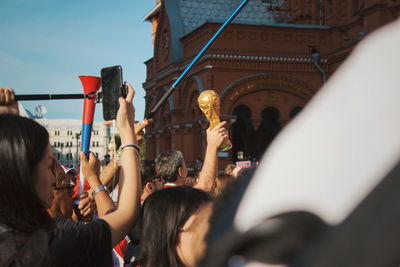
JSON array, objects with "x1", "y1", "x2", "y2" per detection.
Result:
[
  {"x1": 155, "y1": 121, "x2": 228, "y2": 192},
  {"x1": 190, "y1": 201, "x2": 214, "y2": 264},
  {"x1": 199, "y1": 167, "x2": 257, "y2": 267},
  {"x1": 194, "y1": 157, "x2": 203, "y2": 172},
  {"x1": 47, "y1": 160, "x2": 95, "y2": 228},
  {"x1": 224, "y1": 163, "x2": 245, "y2": 178},
  {"x1": 140, "y1": 159, "x2": 163, "y2": 203},
  {"x1": 63, "y1": 165, "x2": 94, "y2": 223},
  {"x1": 224, "y1": 163, "x2": 236, "y2": 175},
  {"x1": 61, "y1": 165, "x2": 78, "y2": 184},
  {"x1": 0, "y1": 85, "x2": 141, "y2": 267},
  {"x1": 123, "y1": 159, "x2": 163, "y2": 266},
  {"x1": 211, "y1": 173, "x2": 235, "y2": 197},
  {"x1": 185, "y1": 174, "x2": 199, "y2": 187},
  {"x1": 140, "y1": 186, "x2": 212, "y2": 267}
]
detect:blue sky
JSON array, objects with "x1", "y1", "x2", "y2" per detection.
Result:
[{"x1": 0, "y1": 0, "x2": 155, "y2": 121}]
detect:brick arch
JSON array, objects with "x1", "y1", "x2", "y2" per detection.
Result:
[
  {"x1": 150, "y1": 86, "x2": 175, "y2": 119},
  {"x1": 153, "y1": 88, "x2": 173, "y2": 127},
  {"x1": 181, "y1": 76, "x2": 205, "y2": 121},
  {"x1": 220, "y1": 73, "x2": 316, "y2": 115}
]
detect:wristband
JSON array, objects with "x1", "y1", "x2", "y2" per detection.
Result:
[
  {"x1": 91, "y1": 185, "x2": 109, "y2": 198},
  {"x1": 120, "y1": 144, "x2": 141, "y2": 154}
]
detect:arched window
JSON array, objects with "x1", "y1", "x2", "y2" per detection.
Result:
[
  {"x1": 255, "y1": 106, "x2": 281, "y2": 159},
  {"x1": 231, "y1": 105, "x2": 254, "y2": 162}
]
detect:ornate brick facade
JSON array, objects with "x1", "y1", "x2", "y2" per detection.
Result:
[{"x1": 143, "y1": 0, "x2": 399, "y2": 171}]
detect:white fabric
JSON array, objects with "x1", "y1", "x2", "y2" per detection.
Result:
[
  {"x1": 112, "y1": 250, "x2": 124, "y2": 267},
  {"x1": 235, "y1": 17, "x2": 400, "y2": 231}
]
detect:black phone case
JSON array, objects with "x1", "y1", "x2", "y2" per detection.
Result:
[{"x1": 101, "y1": 65, "x2": 123, "y2": 121}]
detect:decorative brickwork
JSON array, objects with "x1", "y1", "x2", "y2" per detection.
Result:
[{"x1": 143, "y1": 0, "x2": 399, "y2": 169}]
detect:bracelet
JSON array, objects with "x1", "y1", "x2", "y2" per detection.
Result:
[
  {"x1": 91, "y1": 185, "x2": 110, "y2": 198},
  {"x1": 120, "y1": 144, "x2": 141, "y2": 154},
  {"x1": 120, "y1": 146, "x2": 140, "y2": 158}
]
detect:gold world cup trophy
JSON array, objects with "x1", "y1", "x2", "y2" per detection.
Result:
[{"x1": 197, "y1": 90, "x2": 232, "y2": 151}]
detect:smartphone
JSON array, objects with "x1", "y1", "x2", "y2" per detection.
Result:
[{"x1": 101, "y1": 65, "x2": 127, "y2": 121}]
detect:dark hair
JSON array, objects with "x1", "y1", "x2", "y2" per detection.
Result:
[
  {"x1": 141, "y1": 186, "x2": 212, "y2": 267},
  {"x1": 212, "y1": 173, "x2": 235, "y2": 197},
  {"x1": 155, "y1": 150, "x2": 184, "y2": 183},
  {"x1": 141, "y1": 159, "x2": 156, "y2": 188},
  {"x1": 0, "y1": 114, "x2": 54, "y2": 232}
]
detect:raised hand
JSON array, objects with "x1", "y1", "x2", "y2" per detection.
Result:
[
  {"x1": 0, "y1": 88, "x2": 19, "y2": 115},
  {"x1": 135, "y1": 118, "x2": 153, "y2": 143},
  {"x1": 79, "y1": 152, "x2": 101, "y2": 188},
  {"x1": 206, "y1": 121, "x2": 228, "y2": 149},
  {"x1": 116, "y1": 82, "x2": 137, "y2": 145},
  {"x1": 74, "y1": 192, "x2": 95, "y2": 222}
]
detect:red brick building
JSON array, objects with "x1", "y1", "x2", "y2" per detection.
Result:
[{"x1": 142, "y1": 0, "x2": 399, "y2": 170}]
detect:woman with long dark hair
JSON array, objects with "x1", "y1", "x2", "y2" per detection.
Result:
[
  {"x1": 140, "y1": 186, "x2": 212, "y2": 267},
  {"x1": 0, "y1": 85, "x2": 141, "y2": 267}
]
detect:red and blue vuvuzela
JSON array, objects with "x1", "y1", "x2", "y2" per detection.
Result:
[
  {"x1": 79, "y1": 76, "x2": 101, "y2": 155},
  {"x1": 78, "y1": 76, "x2": 101, "y2": 196}
]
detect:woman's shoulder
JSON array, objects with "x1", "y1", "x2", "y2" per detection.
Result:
[
  {"x1": 0, "y1": 220, "x2": 112, "y2": 267},
  {"x1": 51, "y1": 218, "x2": 110, "y2": 238},
  {"x1": 49, "y1": 219, "x2": 113, "y2": 267},
  {"x1": 0, "y1": 229, "x2": 51, "y2": 267}
]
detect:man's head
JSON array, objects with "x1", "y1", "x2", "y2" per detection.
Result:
[
  {"x1": 141, "y1": 160, "x2": 163, "y2": 200},
  {"x1": 155, "y1": 150, "x2": 188, "y2": 185},
  {"x1": 48, "y1": 163, "x2": 74, "y2": 219},
  {"x1": 61, "y1": 165, "x2": 78, "y2": 184}
]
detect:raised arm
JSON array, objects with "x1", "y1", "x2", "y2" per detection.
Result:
[
  {"x1": 99, "y1": 160, "x2": 120, "y2": 191},
  {"x1": 98, "y1": 83, "x2": 141, "y2": 246},
  {"x1": 194, "y1": 121, "x2": 228, "y2": 192}
]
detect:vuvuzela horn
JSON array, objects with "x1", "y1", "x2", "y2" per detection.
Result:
[{"x1": 78, "y1": 75, "x2": 101, "y2": 196}]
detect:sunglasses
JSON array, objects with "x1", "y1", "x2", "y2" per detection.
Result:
[
  {"x1": 54, "y1": 184, "x2": 74, "y2": 194},
  {"x1": 151, "y1": 177, "x2": 162, "y2": 183}
]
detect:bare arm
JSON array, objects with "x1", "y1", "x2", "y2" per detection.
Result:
[
  {"x1": 194, "y1": 121, "x2": 228, "y2": 192},
  {"x1": 99, "y1": 83, "x2": 141, "y2": 247},
  {"x1": 99, "y1": 161, "x2": 119, "y2": 191}
]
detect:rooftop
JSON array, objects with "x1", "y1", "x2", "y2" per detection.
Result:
[{"x1": 177, "y1": 0, "x2": 289, "y2": 35}]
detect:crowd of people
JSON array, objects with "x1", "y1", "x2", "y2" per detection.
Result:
[
  {"x1": 2, "y1": 16, "x2": 400, "y2": 267},
  {"x1": 0, "y1": 84, "x2": 241, "y2": 267}
]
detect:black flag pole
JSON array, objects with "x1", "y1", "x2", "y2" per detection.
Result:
[{"x1": 16, "y1": 94, "x2": 85, "y2": 101}]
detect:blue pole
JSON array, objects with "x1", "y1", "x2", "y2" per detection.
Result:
[{"x1": 147, "y1": 0, "x2": 250, "y2": 119}]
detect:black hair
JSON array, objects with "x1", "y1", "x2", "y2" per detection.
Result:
[
  {"x1": 141, "y1": 159, "x2": 156, "y2": 188},
  {"x1": 0, "y1": 114, "x2": 54, "y2": 232},
  {"x1": 141, "y1": 186, "x2": 212, "y2": 267},
  {"x1": 155, "y1": 150, "x2": 184, "y2": 183}
]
